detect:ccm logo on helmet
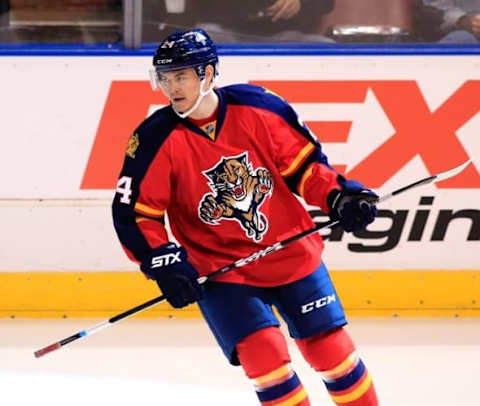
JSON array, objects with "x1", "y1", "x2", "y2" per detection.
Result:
[
  {"x1": 151, "y1": 252, "x2": 181, "y2": 268},
  {"x1": 301, "y1": 294, "x2": 336, "y2": 314}
]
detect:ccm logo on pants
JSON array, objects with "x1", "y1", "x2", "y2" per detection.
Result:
[{"x1": 301, "y1": 294, "x2": 336, "y2": 314}]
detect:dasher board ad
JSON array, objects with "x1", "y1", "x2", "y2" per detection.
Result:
[{"x1": 0, "y1": 55, "x2": 478, "y2": 271}]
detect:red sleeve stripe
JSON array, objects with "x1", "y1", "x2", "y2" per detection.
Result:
[
  {"x1": 134, "y1": 202, "x2": 165, "y2": 218},
  {"x1": 280, "y1": 142, "x2": 315, "y2": 178}
]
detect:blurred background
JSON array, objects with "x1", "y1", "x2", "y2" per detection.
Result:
[
  {"x1": 0, "y1": 0, "x2": 479, "y2": 320},
  {"x1": 1, "y1": 0, "x2": 480, "y2": 46},
  {"x1": 0, "y1": 0, "x2": 479, "y2": 322}
]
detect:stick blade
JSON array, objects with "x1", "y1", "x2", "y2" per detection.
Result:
[
  {"x1": 34, "y1": 342, "x2": 61, "y2": 358},
  {"x1": 435, "y1": 159, "x2": 472, "y2": 182}
]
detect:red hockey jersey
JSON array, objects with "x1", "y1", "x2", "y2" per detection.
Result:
[{"x1": 112, "y1": 84, "x2": 341, "y2": 287}]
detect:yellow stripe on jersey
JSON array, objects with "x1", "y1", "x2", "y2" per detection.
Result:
[
  {"x1": 297, "y1": 163, "x2": 315, "y2": 198},
  {"x1": 135, "y1": 216, "x2": 151, "y2": 223},
  {"x1": 134, "y1": 202, "x2": 165, "y2": 218},
  {"x1": 280, "y1": 143, "x2": 314, "y2": 178},
  {"x1": 330, "y1": 373, "x2": 372, "y2": 404}
]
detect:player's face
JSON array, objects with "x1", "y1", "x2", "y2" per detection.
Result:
[{"x1": 157, "y1": 68, "x2": 200, "y2": 113}]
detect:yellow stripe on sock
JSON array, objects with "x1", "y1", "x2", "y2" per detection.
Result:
[
  {"x1": 331, "y1": 373, "x2": 372, "y2": 404},
  {"x1": 255, "y1": 364, "x2": 292, "y2": 386},
  {"x1": 321, "y1": 352, "x2": 358, "y2": 381},
  {"x1": 270, "y1": 388, "x2": 308, "y2": 406}
]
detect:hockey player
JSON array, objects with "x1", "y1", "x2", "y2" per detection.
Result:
[{"x1": 112, "y1": 28, "x2": 379, "y2": 406}]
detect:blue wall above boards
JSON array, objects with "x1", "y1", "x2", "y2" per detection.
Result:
[{"x1": 1, "y1": 42, "x2": 480, "y2": 56}]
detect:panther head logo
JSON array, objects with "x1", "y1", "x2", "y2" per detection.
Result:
[{"x1": 198, "y1": 153, "x2": 273, "y2": 241}]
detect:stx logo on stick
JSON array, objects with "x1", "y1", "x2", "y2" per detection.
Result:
[{"x1": 80, "y1": 80, "x2": 480, "y2": 190}]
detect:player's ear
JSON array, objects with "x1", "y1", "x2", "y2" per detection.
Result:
[{"x1": 205, "y1": 64, "x2": 215, "y2": 86}]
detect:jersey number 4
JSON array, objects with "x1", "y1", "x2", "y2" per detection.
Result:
[{"x1": 116, "y1": 176, "x2": 133, "y2": 204}]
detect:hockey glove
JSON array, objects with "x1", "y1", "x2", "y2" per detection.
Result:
[
  {"x1": 141, "y1": 243, "x2": 204, "y2": 308},
  {"x1": 327, "y1": 180, "x2": 378, "y2": 232}
]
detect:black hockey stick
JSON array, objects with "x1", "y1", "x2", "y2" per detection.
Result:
[{"x1": 34, "y1": 159, "x2": 472, "y2": 358}]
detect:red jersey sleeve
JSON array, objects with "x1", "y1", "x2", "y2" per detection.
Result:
[
  {"x1": 133, "y1": 145, "x2": 172, "y2": 249},
  {"x1": 112, "y1": 108, "x2": 180, "y2": 265},
  {"x1": 259, "y1": 94, "x2": 341, "y2": 213}
]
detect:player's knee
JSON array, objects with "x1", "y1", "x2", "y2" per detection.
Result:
[
  {"x1": 295, "y1": 327, "x2": 355, "y2": 371},
  {"x1": 236, "y1": 326, "x2": 291, "y2": 379}
]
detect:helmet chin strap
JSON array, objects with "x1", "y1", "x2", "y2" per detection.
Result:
[{"x1": 172, "y1": 78, "x2": 214, "y2": 119}]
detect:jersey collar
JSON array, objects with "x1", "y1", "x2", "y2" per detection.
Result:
[{"x1": 179, "y1": 88, "x2": 227, "y2": 142}]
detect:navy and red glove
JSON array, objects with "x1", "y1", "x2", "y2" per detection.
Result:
[
  {"x1": 141, "y1": 243, "x2": 204, "y2": 308},
  {"x1": 327, "y1": 180, "x2": 378, "y2": 232}
]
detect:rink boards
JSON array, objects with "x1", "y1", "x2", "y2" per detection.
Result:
[{"x1": 0, "y1": 54, "x2": 479, "y2": 317}]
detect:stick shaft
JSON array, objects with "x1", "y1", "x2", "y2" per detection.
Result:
[
  {"x1": 34, "y1": 159, "x2": 472, "y2": 357},
  {"x1": 34, "y1": 299, "x2": 166, "y2": 358}
]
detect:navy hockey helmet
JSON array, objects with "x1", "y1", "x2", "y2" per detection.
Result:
[{"x1": 152, "y1": 28, "x2": 218, "y2": 81}]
